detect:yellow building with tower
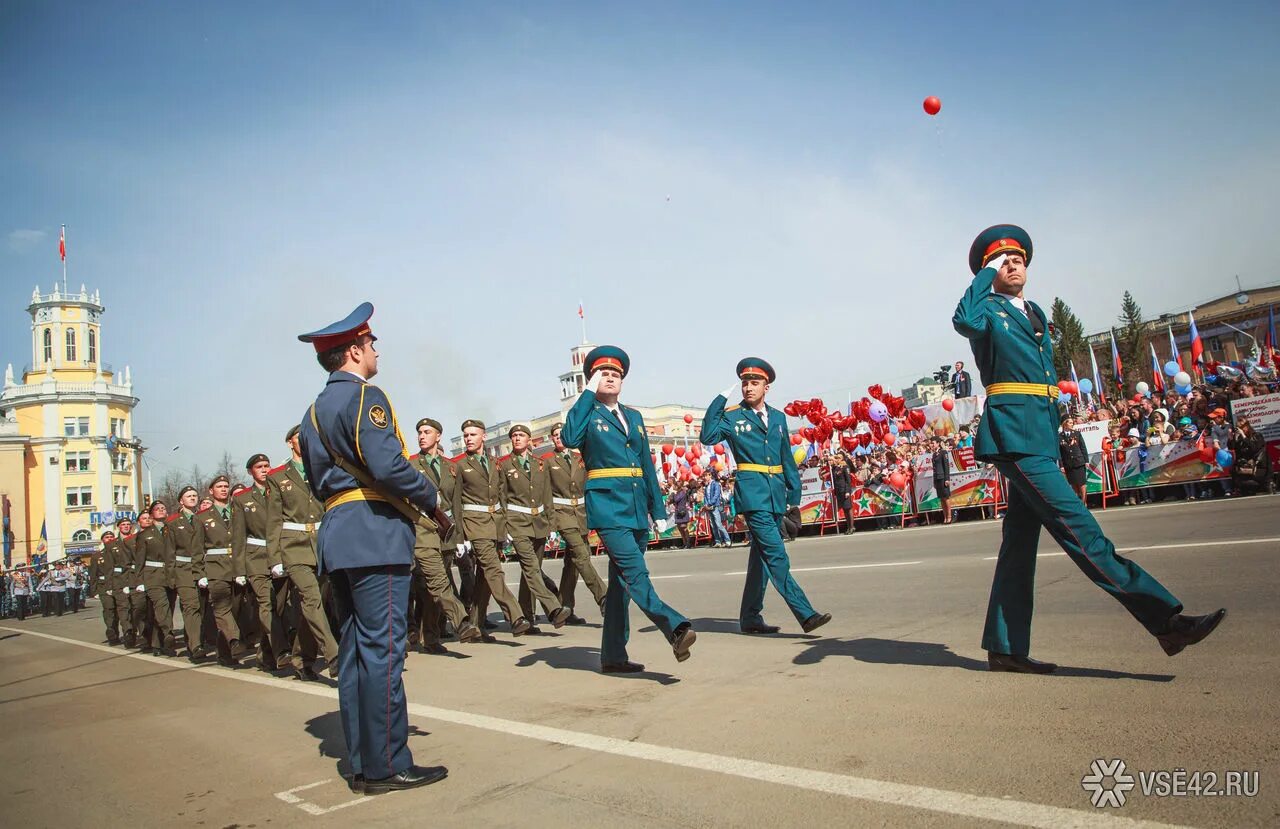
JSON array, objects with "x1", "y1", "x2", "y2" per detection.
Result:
[{"x1": 0, "y1": 284, "x2": 142, "y2": 566}]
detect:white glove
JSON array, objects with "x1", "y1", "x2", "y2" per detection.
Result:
[
  {"x1": 122, "y1": 586, "x2": 130, "y2": 595},
  {"x1": 455, "y1": 543, "x2": 469, "y2": 558},
  {"x1": 654, "y1": 518, "x2": 670, "y2": 534},
  {"x1": 586, "y1": 371, "x2": 603, "y2": 393},
  {"x1": 271, "y1": 563, "x2": 285, "y2": 578},
  {"x1": 720, "y1": 382, "x2": 739, "y2": 401},
  {"x1": 137, "y1": 584, "x2": 145, "y2": 593},
  {"x1": 105, "y1": 589, "x2": 113, "y2": 596},
  {"x1": 549, "y1": 531, "x2": 559, "y2": 544},
  {"x1": 198, "y1": 577, "x2": 209, "y2": 588},
  {"x1": 234, "y1": 576, "x2": 247, "y2": 586},
  {"x1": 506, "y1": 533, "x2": 513, "y2": 543},
  {"x1": 983, "y1": 253, "x2": 1008, "y2": 275}
]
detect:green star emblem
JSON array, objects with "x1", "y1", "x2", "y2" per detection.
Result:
[{"x1": 856, "y1": 492, "x2": 874, "y2": 513}]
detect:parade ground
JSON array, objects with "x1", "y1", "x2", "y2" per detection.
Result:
[{"x1": 2, "y1": 495, "x2": 1276, "y2": 828}]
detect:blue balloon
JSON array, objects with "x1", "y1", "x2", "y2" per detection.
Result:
[
  {"x1": 1175, "y1": 384, "x2": 1192, "y2": 395},
  {"x1": 1059, "y1": 392, "x2": 1072, "y2": 404},
  {"x1": 1215, "y1": 449, "x2": 1233, "y2": 468},
  {"x1": 1078, "y1": 378, "x2": 1093, "y2": 394},
  {"x1": 1164, "y1": 361, "x2": 1180, "y2": 377},
  {"x1": 1144, "y1": 390, "x2": 1152, "y2": 398}
]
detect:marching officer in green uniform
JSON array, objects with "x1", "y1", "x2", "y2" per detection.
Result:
[
  {"x1": 136, "y1": 503, "x2": 176, "y2": 656},
  {"x1": 498, "y1": 425, "x2": 571, "y2": 631},
  {"x1": 195, "y1": 475, "x2": 248, "y2": 666},
  {"x1": 954, "y1": 224, "x2": 1226, "y2": 672},
  {"x1": 168, "y1": 486, "x2": 209, "y2": 661},
  {"x1": 104, "y1": 518, "x2": 137, "y2": 648},
  {"x1": 234, "y1": 453, "x2": 289, "y2": 671},
  {"x1": 548, "y1": 422, "x2": 606, "y2": 621},
  {"x1": 453, "y1": 419, "x2": 532, "y2": 637},
  {"x1": 88, "y1": 530, "x2": 120, "y2": 645},
  {"x1": 410, "y1": 417, "x2": 481, "y2": 652},
  {"x1": 266, "y1": 425, "x2": 339, "y2": 679},
  {"x1": 122, "y1": 519, "x2": 150, "y2": 648},
  {"x1": 701, "y1": 359, "x2": 831, "y2": 635},
  {"x1": 562, "y1": 346, "x2": 695, "y2": 672}
]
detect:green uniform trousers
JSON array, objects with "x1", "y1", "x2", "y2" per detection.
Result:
[
  {"x1": 556, "y1": 528, "x2": 606, "y2": 612},
  {"x1": 413, "y1": 534, "x2": 469, "y2": 645},
  {"x1": 468, "y1": 538, "x2": 523, "y2": 628},
  {"x1": 288, "y1": 563, "x2": 337, "y2": 664},
  {"x1": 513, "y1": 536, "x2": 562, "y2": 621},
  {"x1": 174, "y1": 582, "x2": 203, "y2": 654},
  {"x1": 145, "y1": 586, "x2": 175, "y2": 650}
]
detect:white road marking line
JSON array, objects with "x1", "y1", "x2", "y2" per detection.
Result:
[
  {"x1": 275, "y1": 779, "x2": 370, "y2": 816},
  {"x1": 299, "y1": 796, "x2": 370, "y2": 815},
  {"x1": 651, "y1": 574, "x2": 691, "y2": 580},
  {"x1": 2, "y1": 627, "x2": 1189, "y2": 828},
  {"x1": 981, "y1": 536, "x2": 1280, "y2": 561},
  {"x1": 724, "y1": 560, "x2": 922, "y2": 576},
  {"x1": 275, "y1": 779, "x2": 331, "y2": 804}
]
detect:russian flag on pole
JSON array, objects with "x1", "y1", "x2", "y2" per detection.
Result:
[
  {"x1": 1188, "y1": 310, "x2": 1205, "y2": 371},
  {"x1": 1150, "y1": 341, "x2": 1165, "y2": 393},
  {"x1": 59, "y1": 226, "x2": 66, "y2": 261},
  {"x1": 1110, "y1": 329, "x2": 1123, "y2": 390},
  {"x1": 1167, "y1": 323, "x2": 1183, "y2": 371},
  {"x1": 1263, "y1": 305, "x2": 1277, "y2": 368}
]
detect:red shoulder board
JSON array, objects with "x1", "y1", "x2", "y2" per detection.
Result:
[
  {"x1": 449, "y1": 451, "x2": 467, "y2": 462},
  {"x1": 124, "y1": 532, "x2": 138, "y2": 541},
  {"x1": 497, "y1": 453, "x2": 512, "y2": 463},
  {"x1": 166, "y1": 515, "x2": 183, "y2": 523},
  {"x1": 269, "y1": 463, "x2": 288, "y2": 475},
  {"x1": 196, "y1": 508, "x2": 212, "y2": 516},
  {"x1": 231, "y1": 486, "x2": 249, "y2": 497},
  {"x1": 411, "y1": 452, "x2": 421, "y2": 460}
]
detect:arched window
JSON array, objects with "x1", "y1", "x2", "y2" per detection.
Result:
[
  {"x1": 71, "y1": 529, "x2": 92, "y2": 542},
  {"x1": 88, "y1": 329, "x2": 97, "y2": 363},
  {"x1": 65, "y1": 328, "x2": 77, "y2": 362},
  {"x1": 43, "y1": 328, "x2": 52, "y2": 363}
]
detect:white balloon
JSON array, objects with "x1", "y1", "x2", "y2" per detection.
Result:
[
  {"x1": 1135, "y1": 381, "x2": 1149, "y2": 394},
  {"x1": 1173, "y1": 371, "x2": 1191, "y2": 387}
]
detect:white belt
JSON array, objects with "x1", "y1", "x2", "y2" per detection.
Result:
[
  {"x1": 444, "y1": 509, "x2": 453, "y2": 518},
  {"x1": 97, "y1": 575, "x2": 107, "y2": 581},
  {"x1": 205, "y1": 548, "x2": 230, "y2": 557},
  {"x1": 113, "y1": 567, "x2": 124, "y2": 573},
  {"x1": 245, "y1": 537, "x2": 267, "y2": 547},
  {"x1": 552, "y1": 497, "x2": 581, "y2": 507},
  {"x1": 175, "y1": 555, "x2": 193, "y2": 563},
  {"x1": 462, "y1": 504, "x2": 500, "y2": 514},
  {"x1": 506, "y1": 504, "x2": 543, "y2": 515},
  {"x1": 282, "y1": 521, "x2": 320, "y2": 532},
  {"x1": 145, "y1": 560, "x2": 165, "y2": 568}
]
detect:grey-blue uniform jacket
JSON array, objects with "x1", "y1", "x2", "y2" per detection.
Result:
[{"x1": 299, "y1": 371, "x2": 437, "y2": 573}]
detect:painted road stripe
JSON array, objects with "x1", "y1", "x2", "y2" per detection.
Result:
[
  {"x1": 651, "y1": 574, "x2": 691, "y2": 580},
  {"x1": 982, "y1": 537, "x2": 1280, "y2": 561},
  {"x1": 1, "y1": 627, "x2": 1190, "y2": 828},
  {"x1": 725, "y1": 560, "x2": 922, "y2": 576}
]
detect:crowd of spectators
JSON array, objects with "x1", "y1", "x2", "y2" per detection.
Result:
[{"x1": 1, "y1": 559, "x2": 90, "y2": 620}]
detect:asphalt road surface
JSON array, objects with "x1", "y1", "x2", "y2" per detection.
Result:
[{"x1": 2, "y1": 495, "x2": 1277, "y2": 828}]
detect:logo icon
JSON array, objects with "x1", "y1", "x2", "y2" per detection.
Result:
[{"x1": 1081, "y1": 759, "x2": 1135, "y2": 808}]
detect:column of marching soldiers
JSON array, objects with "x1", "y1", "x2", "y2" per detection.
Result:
[{"x1": 84, "y1": 418, "x2": 602, "y2": 675}]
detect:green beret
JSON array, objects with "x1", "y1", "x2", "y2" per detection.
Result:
[
  {"x1": 285, "y1": 424, "x2": 301, "y2": 442},
  {"x1": 210, "y1": 474, "x2": 230, "y2": 488},
  {"x1": 508, "y1": 424, "x2": 531, "y2": 438},
  {"x1": 245, "y1": 453, "x2": 269, "y2": 470},
  {"x1": 584, "y1": 345, "x2": 629, "y2": 378},
  {"x1": 969, "y1": 224, "x2": 1034, "y2": 275},
  {"x1": 461, "y1": 419, "x2": 486, "y2": 432},
  {"x1": 736, "y1": 357, "x2": 776, "y2": 384},
  {"x1": 416, "y1": 417, "x2": 443, "y2": 434}
]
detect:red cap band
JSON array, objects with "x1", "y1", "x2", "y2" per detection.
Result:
[{"x1": 983, "y1": 238, "x2": 1026, "y2": 264}]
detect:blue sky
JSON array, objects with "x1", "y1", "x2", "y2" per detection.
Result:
[{"x1": 3, "y1": 1, "x2": 1278, "y2": 477}]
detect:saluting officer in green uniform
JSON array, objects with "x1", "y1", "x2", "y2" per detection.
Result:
[
  {"x1": 548, "y1": 422, "x2": 606, "y2": 621},
  {"x1": 562, "y1": 346, "x2": 695, "y2": 672},
  {"x1": 701, "y1": 359, "x2": 831, "y2": 635},
  {"x1": 499, "y1": 424, "x2": 571, "y2": 631},
  {"x1": 954, "y1": 224, "x2": 1226, "y2": 672},
  {"x1": 410, "y1": 417, "x2": 481, "y2": 652}
]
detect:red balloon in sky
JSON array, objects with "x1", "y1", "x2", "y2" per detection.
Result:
[
  {"x1": 923, "y1": 96, "x2": 941, "y2": 115},
  {"x1": 683, "y1": 413, "x2": 693, "y2": 424}
]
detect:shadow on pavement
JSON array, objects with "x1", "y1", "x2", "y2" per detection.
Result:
[
  {"x1": 640, "y1": 617, "x2": 816, "y2": 639},
  {"x1": 0, "y1": 653, "x2": 128, "y2": 689},
  {"x1": 514, "y1": 645, "x2": 680, "y2": 685},
  {"x1": 305, "y1": 710, "x2": 356, "y2": 782},
  {"x1": 793, "y1": 638, "x2": 1175, "y2": 682}
]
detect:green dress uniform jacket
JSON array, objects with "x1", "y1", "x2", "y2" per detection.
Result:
[
  {"x1": 560, "y1": 391, "x2": 665, "y2": 531},
  {"x1": 136, "y1": 524, "x2": 174, "y2": 590},
  {"x1": 452, "y1": 453, "x2": 506, "y2": 543},
  {"x1": 497, "y1": 453, "x2": 551, "y2": 538},
  {"x1": 87, "y1": 548, "x2": 111, "y2": 598},
  {"x1": 700, "y1": 396, "x2": 800, "y2": 515},
  {"x1": 265, "y1": 463, "x2": 325, "y2": 569},
  {"x1": 167, "y1": 509, "x2": 202, "y2": 585},
  {"x1": 411, "y1": 453, "x2": 454, "y2": 544},
  {"x1": 546, "y1": 449, "x2": 588, "y2": 533},
  {"x1": 232, "y1": 485, "x2": 272, "y2": 577},
  {"x1": 195, "y1": 505, "x2": 244, "y2": 581}
]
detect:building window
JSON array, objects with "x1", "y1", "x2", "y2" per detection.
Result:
[
  {"x1": 63, "y1": 416, "x2": 90, "y2": 437},
  {"x1": 113, "y1": 485, "x2": 130, "y2": 507},
  {"x1": 110, "y1": 417, "x2": 127, "y2": 438},
  {"x1": 88, "y1": 329, "x2": 97, "y2": 363},
  {"x1": 65, "y1": 451, "x2": 91, "y2": 472},
  {"x1": 43, "y1": 328, "x2": 53, "y2": 363},
  {"x1": 1205, "y1": 335, "x2": 1222, "y2": 353},
  {"x1": 66, "y1": 486, "x2": 93, "y2": 508},
  {"x1": 111, "y1": 451, "x2": 131, "y2": 473},
  {"x1": 71, "y1": 529, "x2": 92, "y2": 542},
  {"x1": 66, "y1": 328, "x2": 77, "y2": 361}
]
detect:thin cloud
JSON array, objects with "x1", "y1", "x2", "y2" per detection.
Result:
[{"x1": 7, "y1": 229, "x2": 47, "y2": 252}]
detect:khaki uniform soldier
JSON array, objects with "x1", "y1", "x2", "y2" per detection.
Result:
[
  {"x1": 168, "y1": 486, "x2": 210, "y2": 661},
  {"x1": 233, "y1": 453, "x2": 289, "y2": 671},
  {"x1": 136, "y1": 506, "x2": 177, "y2": 656},
  {"x1": 452, "y1": 419, "x2": 531, "y2": 637},
  {"x1": 498, "y1": 425, "x2": 570, "y2": 630},
  {"x1": 104, "y1": 519, "x2": 137, "y2": 647},
  {"x1": 410, "y1": 418, "x2": 481, "y2": 653},
  {"x1": 548, "y1": 423, "x2": 606, "y2": 619},
  {"x1": 87, "y1": 531, "x2": 120, "y2": 645},
  {"x1": 123, "y1": 524, "x2": 151, "y2": 647},
  {"x1": 266, "y1": 425, "x2": 338, "y2": 679},
  {"x1": 195, "y1": 475, "x2": 248, "y2": 666}
]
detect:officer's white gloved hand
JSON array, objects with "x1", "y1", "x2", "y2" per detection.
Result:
[
  {"x1": 506, "y1": 533, "x2": 513, "y2": 543},
  {"x1": 983, "y1": 253, "x2": 1008, "y2": 275},
  {"x1": 105, "y1": 589, "x2": 113, "y2": 596},
  {"x1": 654, "y1": 518, "x2": 670, "y2": 534},
  {"x1": 549, "y1": 531, "x2": 559, "y2": 544},
  {"x1": 198, "y1": 577, "x2": 209, "y2": 589},
  {"x1": 455, "y1": 544, "x2": 468, "y2": 558},
  {"x1": 720, "y1": 382, "x2": 740, "y2": 401},
  {"x1": 271, "y1": 563, "x2": 285, "y2": 578},
  {"x1": 122, "y1": 586, "x2": 130, "y2": 595},
  {"x1": 137, "y1": 584, "x2": 145, "y2": 593},
  {"x1": 234, "y1": 575, "x2": 247, "y2": 586},
  {"x1": 586, "y1": 371, "x2": 603, "y2": 393}
]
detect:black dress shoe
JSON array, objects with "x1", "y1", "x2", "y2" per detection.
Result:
[
  {"x1": 363, "y1": 764, "x2": 448, "y2": 794},
  {"x1": 511, "y1": 617, "x2": 532, "y2": 636},
  {"x1": 349, "y1": 774, "x2": 365, "y2": 793},
  {"x1": 987, "y1": 652, "x2": 1057, "y2": 674},
  {"x1": 327, "y1": 660, "x2": 340, "y2": 679},
  {"x1": 482, "y1": 620, "x2": 498, "y2": 631},
  {"x1": 601, "y1": 661, "x2": 645, "y2": 673},
  {"x1": 566, "y1": 614, "x2": 587, "y2": 626},
  {"x1": 299, "y1": 665, "x2": 321, "y2": 682},
  {"x1": 524, "y1": 625, "x2": 544, "y2": 635},
  {"x1": 549, "y1": 607, "x2": 571, "y2": 628},
  {"x1": 801, "y1": 612, "x2": 832, "y2": 633},
  {"x1": 672, "y1": 623, "x2": 696, "y2": 663},
  {"x1": 1156, "y1": 608, "x2": 1226, "y2": 656},
  {"x1": 741, "y1": 623, "x2": 781, "y2": 635},
  {"x1": 421, "y1": 643, "x2": 449, "y2": 655},
  {"x1": 456, "y1": 622, "x2": 482, "y2": 644}
]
